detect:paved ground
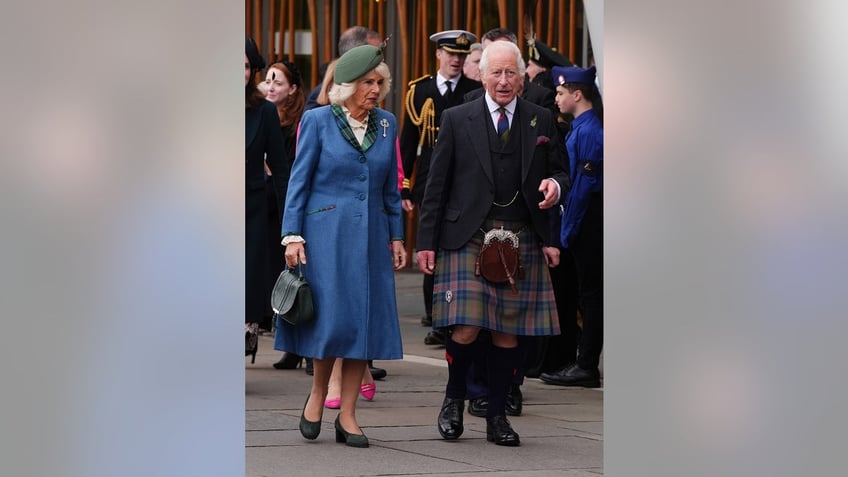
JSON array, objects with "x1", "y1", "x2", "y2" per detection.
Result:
[{"x1": 246, "y1": 269, "x2": 603, "y2": 476}]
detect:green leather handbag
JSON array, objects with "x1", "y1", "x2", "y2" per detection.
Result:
[{"x1": 271, "y1": 263, "x2": 315, "y2": 325}]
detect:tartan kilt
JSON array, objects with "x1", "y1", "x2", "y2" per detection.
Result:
[{"x1": 432, "y1": 219, "x2": 561, "y2": 336}]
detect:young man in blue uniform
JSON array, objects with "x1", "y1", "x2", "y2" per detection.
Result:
[{"x1": 540, "y1": 65, "x2": 604, "y2": 388}]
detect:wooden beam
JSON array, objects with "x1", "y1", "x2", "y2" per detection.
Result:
[
  {"x1": 253, "y1": 0, "x2": 262, "y2": 52},
  {"x1": 475, "y1": 0, "x2": 482, "y2": 37},
  {"x1": 323, "y1": 0, "x2": 332, "y2": 63},
  {"x1": 437, "y1": 1, "x2": 444, "y2": 31},
  {"x1": 558, "y1": 0, "x2": 567, "y2": 56},
  {"x1": 246, "y1": 0, "x2": 252, "y2": 36},
  {"x1": 378, "y1": 0, "x2": 385, "y2": 42},
  {"x1": 341, "y1": 0, "x2": 349, "y2": 31},
  {"x1": 466, "y1": 0, "x2": 473, "y2": 33},
  {"x1": 397, "y1": 0, "x2": 410, "y2": 120},
  {"x1": 269, "y1": 0, "x2": 277, "y2": 62},
  {"x1": 547, "y1": 0, "x2": 555, "y2": 45},
  {"x1": 368, "y1": 0, "x2": 375, "y2": 30},
  {"x1": 276, "y1": 0, "x2": 294, "y2": 58},
  {"x1": 420, "y1": 1, "x2": 428, "y2": 74},
  {"x1": 307, "y1": 0, "x2": 318, "y2": 85},
  {"x1": 498, "y1": 0, "x2": 508, "y2": 27},
  {"x1": 288, "y1": 0, "x2": 296, "y2": 62},
  {"x1": 356, "y1": 0, "x2": 363, "y2": 27},
  {"x1": 516, "y1": 0, "x2": 524, "y2": 46},
  {"x1": 535, "y1": 0, "x2": 543, "y2": 43},
  {"x1": 568, "y1": 0, "x2": 577, "y2": 62}
]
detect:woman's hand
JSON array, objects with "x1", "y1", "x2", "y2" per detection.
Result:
[
  {"x1": 284, "y1": 242, "x2": 306, "y2": 268},
  {"x1": 392, "y1": 240, "x2": 407, "y2": 270}
]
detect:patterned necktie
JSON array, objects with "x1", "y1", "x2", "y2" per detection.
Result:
[{"x1": 497, "y1": 107, "x2": 509, "y2": 142}]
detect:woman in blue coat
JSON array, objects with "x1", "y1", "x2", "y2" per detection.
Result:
[{"x1": 277, "y1": 45, "x2": 406, "y2": 448}]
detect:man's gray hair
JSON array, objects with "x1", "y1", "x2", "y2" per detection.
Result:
[
  {"x1": 338, "y1": 26, "x2": 381, "y2": 56},
  {"x1": 479, "y1": 40, "x2": 526, "y2": 78}
]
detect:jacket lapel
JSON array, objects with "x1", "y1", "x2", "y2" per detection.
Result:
[
  {"x1": 517, "y1": 98, "x2": 536, "y2": 184},
  {"x1": 467, "y1": 98, "x2": 494, "y2": 185}
]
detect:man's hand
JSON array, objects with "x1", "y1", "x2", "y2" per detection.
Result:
[
  {"x1": 402, "y1": 199, "x2": 415, "y2": 212},
  {"x1": 538, "y1": 178, "x2": 560, "y2": 209},
  {"x1": 417, "y1": 250, "x2": 436, "y2": 274},
  {"x1": 542, "y1": 246, "x2": 560, "y2": 268}
]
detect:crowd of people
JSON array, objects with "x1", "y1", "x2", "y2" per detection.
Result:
[{"x1": 245, "y1": 23, "x2": 603, "y2": 448}]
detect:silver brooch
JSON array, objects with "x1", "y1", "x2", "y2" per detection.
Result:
[
  {"x1": 445, "y1": 290, "x2": 453, "y2": 303},
  {"x1": 380, "y1": 118, "x2": 389, "y2": 137}
]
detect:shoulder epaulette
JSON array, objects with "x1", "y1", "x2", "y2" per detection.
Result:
[{"x1": 407, "y1": 75, "x2": 432, "y2": 87}]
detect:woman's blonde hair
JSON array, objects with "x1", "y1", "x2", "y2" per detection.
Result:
[{"x1": 327, "y1": 62, "x2": 392, "y2": 106}]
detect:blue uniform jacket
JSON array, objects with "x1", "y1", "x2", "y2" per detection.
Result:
[{"x1": 561, "y1": 109, "x2": 603, "y2": 248}]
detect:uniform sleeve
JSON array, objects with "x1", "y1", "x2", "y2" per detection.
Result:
[
  {"x1": 560, "y1": 121, "x2": 603, "y2": 248},
  {"x1": 398, "y1": 98, "x2": 419, "y2": 199},
  {"x1": 416, "y1": 109, "x2": 456, "y2": 251}
]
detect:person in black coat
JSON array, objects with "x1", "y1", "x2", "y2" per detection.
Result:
[{"x1": 245, "y1": 37, "x2": 289, "y2": 363}]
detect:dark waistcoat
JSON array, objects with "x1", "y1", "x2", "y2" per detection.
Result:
[{"x1": 486, "y1": 109, "x2": 529, "y2": 223}]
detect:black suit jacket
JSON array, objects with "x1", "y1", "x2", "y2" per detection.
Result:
[
  {"x1": 417, "y1": 96, "x2": 568, "y2": 251},
  {"x1": 400, "y1": 75, "x2": 482, "y2": 203}
]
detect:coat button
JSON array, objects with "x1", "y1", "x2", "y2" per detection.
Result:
[
  {"x1": 358, "y1": 174, "x2": 366, "y2": 181},
  {"x1": 359, "y1": 156, "x2": 366, "y2": 163},
  {"x1": 358, "y1": 193, "x2": 366, "y2": 200}
]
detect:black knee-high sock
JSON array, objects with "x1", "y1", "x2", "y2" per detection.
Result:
[
  {"x1": 445, "y1": 338, "x2": 475, "y2": 399},
  {"x1": 486, "y1": 344, "x2": 521, "y2": 418}
]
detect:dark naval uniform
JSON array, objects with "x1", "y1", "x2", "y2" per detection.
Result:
[
  {"x1": 400, "y1": 29, "x2": 483, "y2": 338},
  {"x1": 400, "y1": 73, "x2": 482, "y2": 204}
]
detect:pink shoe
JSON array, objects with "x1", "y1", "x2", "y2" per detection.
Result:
[
  {"x1": 360, "y1": 383, "x2": 376, "y2": 401},
  {"x1": 324, "y1": 397, "x2": 341, "y2": 409}
]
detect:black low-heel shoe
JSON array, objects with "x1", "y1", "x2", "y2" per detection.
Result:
[
  {"x1": 273, "y1": 352, "x2": 303, "y2": 370},
  {"x1": 334, "y1": 416, "x2": 368, "y2": 448},
  {"x1": 299, "y1": 396, "x2": 322, "y2": 440}
]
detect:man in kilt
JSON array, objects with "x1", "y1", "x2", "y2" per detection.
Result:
[{"x1": 416, "y1": 40, "x2": 568, "y2": 446}]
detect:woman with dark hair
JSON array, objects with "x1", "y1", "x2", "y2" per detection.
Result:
[{"x1": 245, "y1": 36, "x2": 289, "y2": 362}]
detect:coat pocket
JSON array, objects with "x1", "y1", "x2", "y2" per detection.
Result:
[
  {"x1": 444, "y1": 207, "x2": 460, "y2": 222},
  {"x1": 306, "y1": 205, "x2": 337, "y2": 215}
]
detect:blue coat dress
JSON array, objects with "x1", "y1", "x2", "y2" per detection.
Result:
[{"x1": 274, "y1": 105, "x2": 405, "y2": 360}]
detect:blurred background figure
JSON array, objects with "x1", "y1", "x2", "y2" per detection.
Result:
[
  {"x1": 245, "y1": 36, "x2": 289, "y2": 363},
  {"x1": 462, "y1": 42, "x2": 483, "y2": 81},
  {"x1": 525, "y1": 38, "x2": 572, "y2": 89}
]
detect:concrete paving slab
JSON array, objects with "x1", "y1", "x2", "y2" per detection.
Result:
[{"x1": 246, "y1": 269, "x2": 604, "y2": 476}]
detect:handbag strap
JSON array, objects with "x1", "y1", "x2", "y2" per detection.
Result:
[{"x1": 287, "y1": 259, "x2": 305, "y2": 278}]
